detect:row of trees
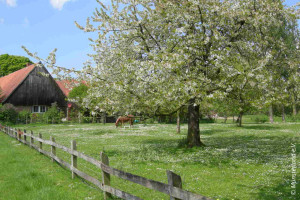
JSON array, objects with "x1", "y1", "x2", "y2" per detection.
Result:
[
  {"x1": 24, "y1": 0, "x2": 299, "y2": 147},
  {"x1": 0, "y1": 54, "x2": 32, "y2": 77}
]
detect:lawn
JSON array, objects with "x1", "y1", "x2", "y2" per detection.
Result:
[
  {"x1": 0, "y1": 131, "x2": 103, "y2": 200},
  {"x1": 1, "y1": 119, "x2": 299, "y2": 200}
]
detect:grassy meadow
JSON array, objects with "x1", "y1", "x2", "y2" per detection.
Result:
[{"x1": 0, "y1": 117, "x2": 299, "y2": 200}]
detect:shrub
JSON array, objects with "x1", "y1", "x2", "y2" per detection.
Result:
[
  {"x1": 251, "y1": 115, "x2": 268, "y2": 123},
  {"x1": 44, "y1": 102, "x2": 61, "y2": 123},
  {"x1": 289, "y1": 113, "x2": 300, "y2": 122},
  {"x1": 30, "y1": 113, "x2": 43, "y2": 123},
  {"x1": 0, "y1": 104, "x2": 18, "y2": 124},
  {"x1": 145, "y1": 118, "x2": 154, "y2": 124},
  {"x1": 18, "y1": 110, "x2": 31, "y2": 124}
]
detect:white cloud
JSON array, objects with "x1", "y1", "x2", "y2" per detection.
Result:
[
  {"x1": 50, "y1": 0, "x2": 73, "y2": 10},
  {"x1": 0, "y1": 18, "x2": 4, "y2": 24},
  {"x1": 1, "y1": 0, "x2": 17, "y2": 7},
  {"x1": 22, "y1": 17, "x2": 30, "y2": 28}
]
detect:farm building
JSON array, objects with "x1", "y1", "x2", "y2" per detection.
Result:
[{"x1": 0, "y1": 63, "x2": 69, "y2": 113}]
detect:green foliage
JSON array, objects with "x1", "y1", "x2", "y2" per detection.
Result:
[
  {"x1": 0, "y1": 104, "x2": 18, "y2": 124},
  {"x1": 68, "y1": 83, "x2": 88, "y2": 100},
  {"x1": 144, "y1": 118, "x2": 155, "y2": 124},
  {"x1": 43, "y1": 102, "x2": 62, "y2": 123},
  {"x1": 289, "y1": 113, "x2": 300, "y2": 122},
  {"x1": 30, "y1": 113, "x2": 43, "y2": 123},
  {"x1": 0, "y1": 54, "x2": 32, "y2": 76},
  {"x1": 251, "y1": 115, "x2": 268, "y2": 124},
  {"x1": 18, "y1": 110, "x2": 31, "y2": 123}
]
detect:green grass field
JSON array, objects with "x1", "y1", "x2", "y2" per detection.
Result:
[
  {"x1": 1, "y1": 118, "x2": 299, "y2": 200},
  {"x1": 0, "y1": 132, "x2": 103, "y2": 200}
]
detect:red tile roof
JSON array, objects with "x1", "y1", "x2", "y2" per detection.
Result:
[
  {"x1": 56, "y1": 80, "x2": 87, "y2": 97},
  {"x1": 0, "y1": 64, "x2": 36, "y2": 102},
  {"x1": 56, "y1": 80, "x2": 73, "y2": 97}
]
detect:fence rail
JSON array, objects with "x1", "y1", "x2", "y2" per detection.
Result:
[{"x1": 0, "y1": 125, "x2": 212, "y2": 200}]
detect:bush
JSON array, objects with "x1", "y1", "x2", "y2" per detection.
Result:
[
  {"x1": 200, "y1": 118, "x2": 215, "y2": 123},
  {"x1": 44, "y1": 102, "x2": 61, "y2": 123},
  {"x1": 30, "y1": 113, "x2": 43, "y2": 123},
  {"x1": 251, "y1": 115, "x2": 268, "y2": 123},
  {"x1": 0, "y1": 104, "x2": 18, "y2": 124},
  {"x1": 18, "y1": 110, "x2": 31, "y2": 124},
  {"x1": 289, "y1": 113, "x2": 300, "y2": 122},
  {"x1": 145, "y1": 118, "x2": 154, "y2": 124}
]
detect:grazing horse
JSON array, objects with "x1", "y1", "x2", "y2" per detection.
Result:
[{"x1": 115, "y1": 115, "x2": 134, "y2": 128}]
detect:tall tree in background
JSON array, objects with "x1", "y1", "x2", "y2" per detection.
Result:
[
  {"x1": 0, "y1": 54, "x2": 32, "y2": 76},
  {"x1": 263, "y1": 13, "x2": 300, "y2": 120},
  {"x1": 73, "y1": 0, "x2": 295, "y2": 146}
]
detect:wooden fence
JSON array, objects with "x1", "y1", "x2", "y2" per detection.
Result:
[{"x1": 0, "y1": 125, "x2": 212, "y2": 200}]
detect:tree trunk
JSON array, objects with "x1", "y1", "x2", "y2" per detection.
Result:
[
  {"x1": 187, "y1": 98, "x2": 204, "y2": 147},
  {"x1": 269, "y1": 104, "x2": 274, "y2": 124},
  {"x1": 224, "y1": 115, "x2": 227, "y2": 123},
  {"x1": 101, "y1": 112, "x2": 106, "y2": 124},
  {"x1": 177, "y1": 110, "x2": 180, "y2": 134},
  {"x1": 292, "y1": 104, "x2": 297, "y2": 116},
  {"x1": 233, "y1": 115, "x2": 235, "y2": 123},
  {"x1": 237, "y1": 111, "x2": 243, "y2": 127},
  {"x1": 168, "y1": 115, "x2": 173, "y2": 123},
  {"x1": 291, "y1": 94, "x2": 297, "y2": 116},
  {"x1": 282, "y1": 105, "x2": 286, "y2": 122}
]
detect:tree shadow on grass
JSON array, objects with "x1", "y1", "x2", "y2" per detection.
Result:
[{"x1": 104, "y1": 132, "x2": 297, "y2": 168}]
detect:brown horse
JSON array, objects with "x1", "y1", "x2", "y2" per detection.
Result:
[{"x1": 115, "y1": 115, "x2": 134, "y2": 128}]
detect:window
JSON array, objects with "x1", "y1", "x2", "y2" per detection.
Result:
[
  {"x1": 40, "y1": 106, "x2": 46, "y2": 113},
  {"x1": 33, "y1": 106, "x2": 39, "y2": 113},
  {"x1": 32, "y1": 105, "x2": 47, "y2": 113}
]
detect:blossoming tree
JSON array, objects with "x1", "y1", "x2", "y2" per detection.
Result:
[{"x1": 24, "y1": 0, "x2": 298, "y2": 147}]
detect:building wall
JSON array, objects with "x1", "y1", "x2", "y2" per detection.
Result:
[
  {"x1": 15, "y1": 106, "x2": 31, "y2": 112},
  {"x1": 4, "y1": 66, "x2": 67, "y2": 110}
]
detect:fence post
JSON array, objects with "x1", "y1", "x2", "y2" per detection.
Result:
[
  {"x1": 101, "y1": 152, "x2": 112, "y2": 200},
  {"x1": 51, "y1": 136, "x2": 56, "y2": 162},
  {"x1": 30, "y1": 131, "x2": 34, "y2": 148},
  {"x1": 24, "y1": 130, "x2": 27, "y2": 144},
  {"x1": 14, "y1": 128, "x2": 17, "y2": 139},
  {"x1": 71, "y1": 140, "x2": 77, "y2": 179},
  {"x1": 38, "y1": 133, "x2": 42, "y2": 152},
  {"x1": 167, "y1": 170, "x2": 183, "y2": 200},
  {"x1": 18, "y1": 129, "x2": 21, "y2": 140}
]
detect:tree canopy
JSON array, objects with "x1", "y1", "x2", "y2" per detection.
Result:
[
  {"x1": 76, "y1": 0, "x2": 298, "y2": 146},
  {"x1": 23, "y1": 0, "x2": 299, "y2": 147},
  {"x1": 68, "y1": 83, "x2": 89, "y2": 105},
  {"x1": 0, "y1": 54, "x2": 32, "y2": 76}
]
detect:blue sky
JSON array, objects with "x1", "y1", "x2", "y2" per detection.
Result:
[{"x1": 0, "y1": 0, "x2": 299, "y2": 71}]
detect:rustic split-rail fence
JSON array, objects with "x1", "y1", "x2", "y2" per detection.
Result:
[{"x1": 0, "y1": 125, "x2": 211, "y2": 200}]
